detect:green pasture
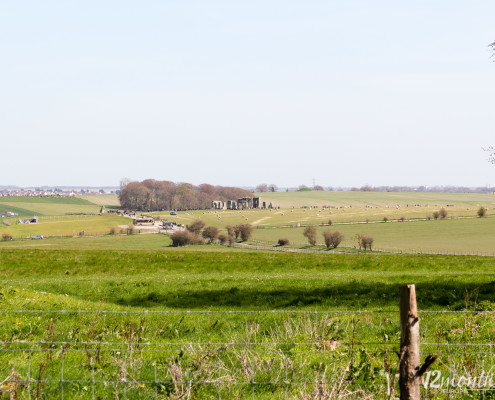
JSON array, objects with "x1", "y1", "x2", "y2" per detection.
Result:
[
  {"x1": 0, "y1": 196, "x2": 101, "y2": 216},
  {"x1": 155, "y1": 202, "x2": 494, "y2": 229},
  {"x1": 1, "y1": 250, "x2": 495, "y2": 398},
  {"x1": 0, "y1": 214, "x2": 129, "y2": 238},
  {"x1": 256, "y1": 190, "x2": 495, "y2": 208},
  {"x1": 251, "y1": 216, "x2": 495, "y2": 255},
  {"x1": 78, "y1": 194, "x2": 120, "y2": 206},
  {"x1": 0, "y1": 234, "x2": 251, "y2": 251}
]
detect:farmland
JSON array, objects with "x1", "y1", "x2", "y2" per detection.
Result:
[
  {"x1": 0, "y1": 196, "x2": 102, "y2": 216},
  {"x1": 1, "y1": 249, "x2": 495, "y2": 398},
  {"x1": 1, "y1": 192, "x2": 495, "y2": 398},
  {"x1": 255, "y1": 190, "x2": 495, "y2": 208}
]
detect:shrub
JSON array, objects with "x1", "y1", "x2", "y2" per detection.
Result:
[
  {"x1": 303, "y1": 226, "x2": 317, "y2": 246},
  {"x1": 109, "y1": 227, "x2": 116, "y2": 235},
  {"x1": 328, "y1": 219, "x2": 332, "y2": 226},
  {"x1": 426, "y1": 215, "x2": 432, "y2": 221},
  {"x1": 239, "y1": 224, "x2": 253, "y2": 241},
  {"x1": 227, "y1": 235, "x2": 235, "y2": 246},
  {"x1": 218, "y1": 233, "x2": 228, "y2": 245},
  {"x1": 127, "y1": 226, "x2": 135, "y2": 235},
  {"x1": 233, "y1": 225, "x2": 241, "y2": 239},
  {"x1": 323, "y1": 230, "x2": 344, "y2": 249},
  {"x1": 202, "y1": 226, "x2": 219, "y2": 243},
  {"x1": 399, "y1": 216, "x2": 405, "y2": 222},
  {"x1": 225, "y1": 225, "x2": 235, "y2": 237},
  {"x1": 432, "y1": 211, "x2": 440, "y2": 220},
  {"x1": 361, "y1": 235, "x2": 374, "y2": 251},
  {"x1": 383, "y1": 217, "x2": 388, "y2": 222},
  {"x1": 2, "y1": 233, "x2": 12, "y2": 241},
  {"x1": 439, "y1": 208, "x2": 448, "y2": 219},
  {"x1": 278, "y1": 238, "x2": 290, "y2": 246},
  {"x1": 478, "y1": 206, "x2": 487, "y2": 218},
  {"x1": 188, "y1": 219, "x2": 206, "y2": 234},
  {"x1": 170, "y1": 230, "x2": 204, "y2": 246},
  {"x1": 356, "y1": 234, "x2": 374, "y2": 250}
]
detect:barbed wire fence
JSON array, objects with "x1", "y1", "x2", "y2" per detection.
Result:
[{"x1": 2, "y1": 288, "x2": 495, "y2": 398}]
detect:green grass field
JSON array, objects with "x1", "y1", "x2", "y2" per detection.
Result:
[
  {"x1": 0, "y1": 215, "x2": 129, "y2": 239},
  {"x1": 256, "y1": 190, "x2": 495, "y2": 208},
  {"x1": 251, "y1": 216, "x2": 495, "y2": 255},
  {"x1": 78, "y1": 194, "x2": 120, "y2": 207},
  {"x1": 1, "y1": 249, "x2": 495, "y2": 398},
  {"x1": 0, "y1": 196, "x2": 101, "y2": 216},
  {"x1": 1, "y1": 192, "x2": 495, "y2": 397}
]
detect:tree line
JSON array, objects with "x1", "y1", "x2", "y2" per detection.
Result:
[{"x1": 119, "y1": 180, "x2": 252, "y2": 211}]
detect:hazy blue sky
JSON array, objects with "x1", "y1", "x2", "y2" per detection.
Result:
[{"x1": 1, "y1": 1, "x2": 494, "y2": 188}]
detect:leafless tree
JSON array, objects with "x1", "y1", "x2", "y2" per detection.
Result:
[
  {"x1": 303, "y1": 226, "x2": 317, "y2": 246},
  {"x1": 202, "y1": 226, "x2": 219, "y2": 243},
  {"x1": 187, "y1": 219, "x2": 206, "y2": 234},
  {"x1": 225, "y1": 225, "x2": 235, "y2": 237},
  {"x1": 483, "y1": 146, "x2": 495, "y2": 164},
  {"x1": 323, "y1": 230, "x2": 344, "y2": 249},
  {"x1": 239, "y1": 224, "x2": 253, "y2": 241},
  {"x1": 256, "y1": 184, "x2": 268, "y2": 193}
]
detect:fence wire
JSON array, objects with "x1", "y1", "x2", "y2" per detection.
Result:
[{"x1": 1, "y1": 309, "x2": 495, "y2": 399}]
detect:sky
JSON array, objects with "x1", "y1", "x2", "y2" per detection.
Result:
[{"x1": 1, "y1": 1, "x2": 495, "y2": 188}]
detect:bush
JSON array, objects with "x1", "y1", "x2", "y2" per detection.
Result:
[
  {"x1": 127, "y1": 226, "x2": 135, "y2": 235},
  {"x1": 328, "y1": 219, "x2": 332, "y2": 226},
  {"x1": 478, "y1": 206, "x2": 487, "y2": 218},
  {"x1": 170, "y1": 230, "x2": 204, "y2": 246},
  {"x1": 109, "y1": 227, "x2": 116, "y2": 235},
  {"x1": 432, "y1": 211, "x2": 440, "y2": 220},
  {"x1": 233, "y1": 225, "x2": 241, "y2": 239},
  {"x1": 361, "y1": 235, "x2": 374, "y2": 251},
  {"x1": 278, "y1": 238, "x2": 290, "y2": 246},
  {"x1": 188, "y1": 219, "x2": 206, "y2": 234},
  {"x1": 202, "y1": 226, "x2": 219, "y2": 243},
  {"x1": 225, "y1": 225, "x2": 235, "y2": 237},
  {"x1": 2, "y1": 233, "x2": 12, "y2": 241},
  {"x1": 439, "y1": 208, "x2": 448, "y2": 219},
  {"x1": 218, "y1": 233, "x2": 228, "y2": 244},
  {"x1": 303, "y1": 226, "x2": 317, "y2": 246},
  {"x1": 239, "y1": 224, "x2": 253, "y2": 241},
  {"x1": 323, "y1": 230, "x2": 344, "y2": 249},
  {"x1": 399, "y1": 216, "x2": 405, "y2": 222},
  {"x1": 356, "y1": 234, "x2": 374, "y2": 251},
  {"x1": 383, "y1": 217, "x2": 388, "y2": 222},
  {"x1": 426, "y1": 215, "x2": 432, "y2": 221}
]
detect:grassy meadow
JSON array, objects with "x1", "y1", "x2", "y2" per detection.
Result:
[
  {"x1": 255, "y1": 190, "x2": 495, "y2": 208},
  {"x1": 1, "y1": 192, "x2": 495, "y2": 397},
  {"x1": 0, "y1": 196, "x2": 102, "y2": 216},
  {"x1": 1, "y1": 249, "x2": 495, "y2": 398},
  {"x1": 0, "y1": 215, "x2": 129, "y2": 239}
]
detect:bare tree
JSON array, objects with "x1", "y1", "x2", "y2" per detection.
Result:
[
  {"x1": 256, "y1": 184, "x2": 268, "y2": 193},
  {"x1": 484, "y1": 146, "x2": 495, "y2": 164},
  {"x1": 303, "y1": 225, "x2": 317, "y2": 246},
  {"x1": 202, "y1": 226, "x2": 219, "y2": 243},
  {"x1": 323, "y1": 230, "x2": 344, "y2": 249},
  {"x1": 187, "y1": 219, "x2": 206, "y2": 234},
  {"x1": 225, "y1": 225, "x2": 235, "y2": 237},
  {"x1": 268, "y1": 184, "x2": 278, "y2": 192},
  {"x1": 239, "y1": 224, "x2": 253, "y2": 241}
]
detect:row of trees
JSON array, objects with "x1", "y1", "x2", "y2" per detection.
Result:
[
  {"x1": 170, "y1": 220, "x2": 253, "y2": 246},
  {"x1": 119, "y1": 180, "x2": 252, "y2": 211},
  {"x1": 302, "y1": 226, "x2": 374, "y2": 250}
]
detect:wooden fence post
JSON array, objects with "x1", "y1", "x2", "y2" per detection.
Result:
[{"x1": 399, "y1": 284, "x2": 420, "y2": 400}]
